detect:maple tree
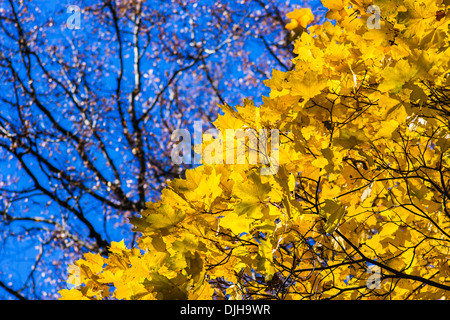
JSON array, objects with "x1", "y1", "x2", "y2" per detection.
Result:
[
  {"x1": 0, "y1": 0, "x2": 303, "y2": 299},
  {"x1": 59, "y1": 0, "x2": 450, "y2": 300}
]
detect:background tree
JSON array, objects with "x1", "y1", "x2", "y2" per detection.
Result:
[
  {"x1": 0, "y1": 0, "x2": 324, "y2": 299},
  {"x1": 59, "y1": 0, "x2": 450, "y2": 300}
]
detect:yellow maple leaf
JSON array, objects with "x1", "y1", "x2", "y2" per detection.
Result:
[
  {"x1": 233, "y1": 171, "x2": 271, "y2": 219},
  {"x1": 82, "y1": 252, "x2": 105, "y2": 274},
  {"x1": 257, "y1": 238, "x2": 275, "y2": 280},
  {"x1": 321, "y1": 199, "x2": 346, "y2": 233},
  {"x1": 290, "y1": 71, "x2": 327, "y2": 100},
  {"x1": 379, "y1": 59, "x2": 418, "y2": 93},
  {"x1": 311, "y1": 157, "x2": 329, "y2": 169},
  {"x1": 286, "y1": 8, "x2": 315, "y2": 30},
  {"x1": 220, "y1": 211, "x2": 252, "y2": 235},
  {"x1": 58, "y1": 289, "x2": 90, "y2": 300},
  {"x1": 374, "y1": 119, "x2": 399, "y2": 139},
  {"x1": 109, "y1": 240, "x2": 127, "y2": 255}
]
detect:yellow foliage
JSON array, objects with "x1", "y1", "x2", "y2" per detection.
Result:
[{"x1": 59, "y1": 0, "x2": 450, "y2": 300}]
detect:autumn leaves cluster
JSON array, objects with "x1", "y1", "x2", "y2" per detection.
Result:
[{"x1": 60, "y1": 0, "x2": 450, "y2": 300}]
